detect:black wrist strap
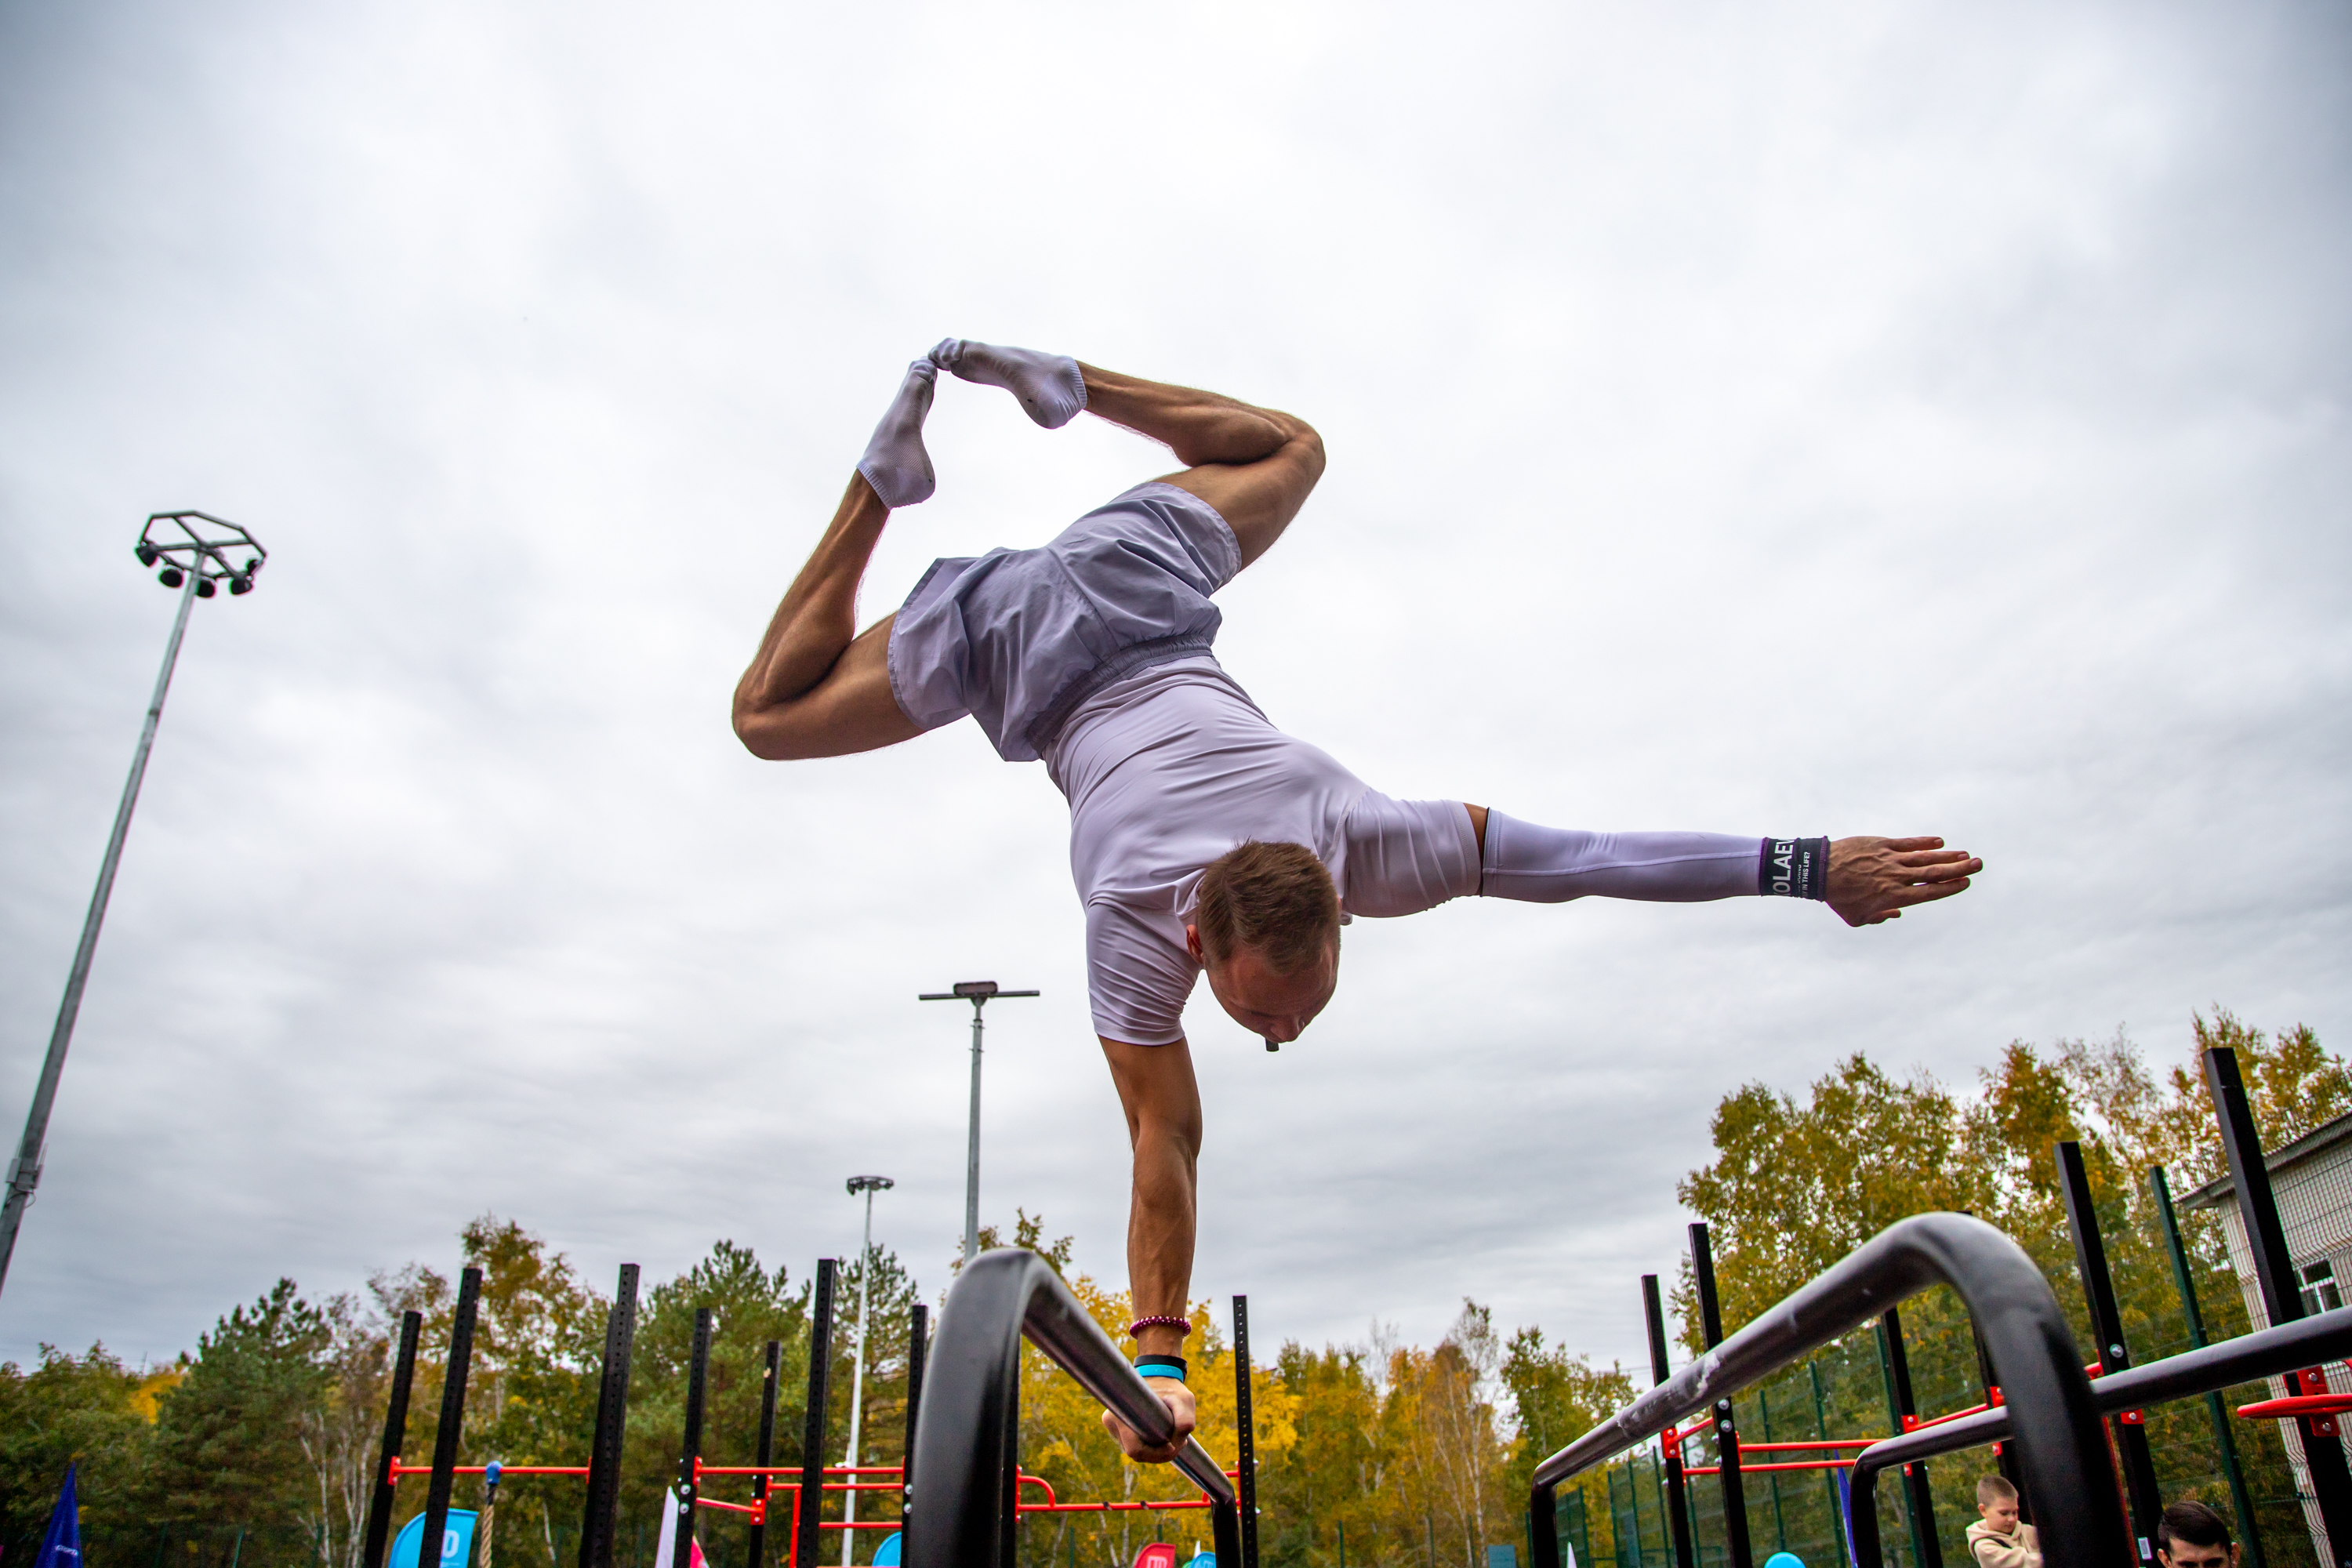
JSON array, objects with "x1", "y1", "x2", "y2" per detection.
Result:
[{"x1": 1759, "y1": 837, "x2": 1830, "y2": 900}]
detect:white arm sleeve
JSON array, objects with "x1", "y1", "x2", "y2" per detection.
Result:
[{"x1": 1480, "y1": 809, "x2": 1761, "y2": 903}]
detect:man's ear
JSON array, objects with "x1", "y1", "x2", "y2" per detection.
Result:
[{"x1": 1185, "y1": 924, "x2": 1205, "y2": 964}]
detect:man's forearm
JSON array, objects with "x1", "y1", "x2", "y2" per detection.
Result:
[{"x1": 1126, "y1": 1118, "x2": 1198, "y2": 1358}]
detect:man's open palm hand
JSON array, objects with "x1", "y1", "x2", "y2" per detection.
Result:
[
  {"x1": 1826, "y1": 836, "x2": 1982, "y2": 927},
  {"x1": 1102, "y1": 1379, "x2": 1196, "y2": 1465}
]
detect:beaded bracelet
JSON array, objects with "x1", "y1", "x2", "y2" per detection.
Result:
[{"x1": 1127, "y1": 1315, "x2": 1192, "y2": 1338}]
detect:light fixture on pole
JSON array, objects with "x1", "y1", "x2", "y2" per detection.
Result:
[
  {"x1": 0, "y1": 512, "x2": 267, "y2": 1299},
  {"x1": 839, "y1": 1174, "x2": 894, "y2": 1566},
  {"x1": 917, "y1": 981, "x2": 1038, "y2": 1263}
]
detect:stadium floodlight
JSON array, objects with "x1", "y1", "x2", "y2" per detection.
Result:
[
  {"x1": 0, "y1": 512, "x2": 269, "y2": 1298},
  {"x1": 918, "y1": 982, "x2": 1039, "y2": 1263}
]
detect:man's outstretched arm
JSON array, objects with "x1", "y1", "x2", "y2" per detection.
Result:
[{"x1": 1097, "y1": 1035, "x2": 1201, "y2": 1464}]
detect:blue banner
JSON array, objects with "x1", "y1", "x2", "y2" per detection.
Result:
[{"x1": 34, "y1": 1465, "x2": 80, "y2": 1568}]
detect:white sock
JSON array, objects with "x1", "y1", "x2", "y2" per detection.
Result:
[
  {"x1": 930, "y1": 338, "x2": 1087, "y2": 430},
  {"x1": 856, "y1": 360, "x2": 939, "y2": 509}
]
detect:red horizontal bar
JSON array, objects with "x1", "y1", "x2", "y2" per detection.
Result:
[
  {"x1": 2240, "y1": 1395, "x2": 2352, "y2": 1419},
  {"x1": 696, "y1": 1465, "x2": 906, "y2": 1477},
  {"x1": 388, "y1": 1461, "x2": 589, "y2": 1480},
  {"x1": 1018, "y1": 1501, "x2": 1214, "y2": 1513},
  {"x1": 698, "y1": 1498, "x2": 762, "y2": 1519},
  {"x1": 1737, "y1": 1440, "x2": 1879, "y2": 1453}
]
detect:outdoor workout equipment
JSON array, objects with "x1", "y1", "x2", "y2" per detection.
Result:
[
  {"x1": 360, "y1": 1262, "x2": 641, "y2": 1568},
  {"x1": 899, "y1": 1248, "x2": 1247, "y2": 1568},
  {"x1": 1552, "y1": 1043, "x2": 2352, "y2": 1568},
  {"x1": 0, "y1": 510, "x2": 267, "y2": 1301}
]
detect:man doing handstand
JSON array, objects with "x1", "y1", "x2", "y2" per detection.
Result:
[{"x1": 733, "y1": 342, "x2": 1983, "y2": 1463}]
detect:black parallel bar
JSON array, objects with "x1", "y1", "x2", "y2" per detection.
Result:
[
  {"x1": 362, "y1": 1311, "x2": 424, "y2": 1568},
  {"x1": 1642, "y1": 1275, "x2": 1698, "y2": 1568},
  {"x1": 2209, "y1": 1046, "x2": 2352, "y2": 1568},
  {"x1": 797, "y1": 1259, "x2": 837, "y2": 1568},
  {"x1": 1851, "y1": 1304, "x2": 2352, "y2": 1568},
  {"x1": 747, "y1": 1340, "x2": 780, "y2": 1568},
  {"x1": 1691, "y1": 1225, "x2": 1753, "y2": 1568},
  {"x1": 902, "y1": 1302, "x2": 929, "y2": 1524},
  {"x1": 2151, "y1": 1166, "x2": 2263, "y2": 1568},
  {"x1": 904, "y1": 1249, "x2": 1236, "y2": 1568},
  {"x1": 1526, "y1": 1214, "x2": 2122, "y2": 1568},
  {"x1": 422, "y1": 1269, "x2": 485, "y2": 1568},
  {"x1": 674, "y1": 1308, "x2": 714, "y2": 1568},
  {"x1": 1235, "y1": 1295, "x2": 1260, "y2": 1568},
  {"x1": 579, "y1": 1265, "x2": 639, "y2": 1568},
  {"x1": 2056, "y1": 1141, "x2": 2163, "y2": 1563},
  {"x1": 1878, "y1": 1308, "x2": 1942, "y2": 1568}
]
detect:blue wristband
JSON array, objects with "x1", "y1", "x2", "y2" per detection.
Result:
[{"x1": 1135, "y1": 1358, "x2": 1188, "y2": 1383}]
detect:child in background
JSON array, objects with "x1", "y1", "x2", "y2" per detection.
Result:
[{"x1": 1965, "y1": 1475, "x2": 2042, "y2": 1568}]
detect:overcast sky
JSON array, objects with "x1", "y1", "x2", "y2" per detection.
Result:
[{"x1": 2, "y1": 0, "x2": 2347, "y2": 1385}]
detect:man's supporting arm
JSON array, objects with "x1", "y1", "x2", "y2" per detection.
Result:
[{"x1": 1097, "y1": 1035, "x2": 1202, "y2": 1463}]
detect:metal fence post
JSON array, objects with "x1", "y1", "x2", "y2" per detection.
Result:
[
  {"x1": 798, "y1": 1261, "x2": 838, "y2": 1568},
  {"x1": 362, "y1": 1312, "x2": 424, "y2": 1568},
  {"x1": 1235, "y1": 1296, "x2": 1260, "y2": 1568},
  {"x1": 749, "y1": 1340, "x2": 781, "y2": 1568},
  {"x1": 579, "y1": 1265, "x2": 640, "y2": 1568},
  {"x1": 675, "y1": 1310, "x2": 714, "y2": 1568},
  {"x1": 1690, "y1": 1225, "x2": 1753, "y2": 1568},
  {"x1": 2055, "y1": 1140, "x2": 2163, "y2": 1562},
  {"x1": 1874, "y1": 1312, "x2": 1938, "y2": 1568},
  {"x1": 1642, "y1": 1277, "x2": 1697, "y2": 1568},
  {"x1": 422, "y1": 1269, "x2": 485, "y2": 1568}
]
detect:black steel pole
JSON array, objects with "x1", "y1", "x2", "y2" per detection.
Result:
[
  {"x1": 749, "y1": 1340, "x2": 781, "y2": 1568},
  {"x1": 362, "y1": 1311, "x2": 424, "y2": 1568},
  {"x1": 903, "y1": 1303, "x2": 928, "y2": 1520},
  {"x1": 423, "y1": 1269, "x2": 485, "y2": 1568},
  {"x1": 1691, "y1": 1226, "x2": 1754, "y2": 1568},
  {"x1": 798, "y1": 1260, "x2": 838, "y2": 1568},
  {"x1": 579, "y1": 1265, "x2": 639, "y2": 1568},
  {"x1": 2151, "y1": 1165, "x2": 2264, "y2": 1568},
  {"x1": 2054, "y1": 1141, "x2": 2163, "y2": 1563},
  {"x1": 1875, "y1": 1309, "x2": 1940, "y2": 1568},
  {"x1": 2207, "y1": 1047, "x2": 2352, "y2": 1568},
  {"x1": 999, "y1": 1353, "x2": 1020, "y2": 1568},
  {"x1": 675, "y1": 1309, "x2": 714, "y2": 1568},
  {"x1": 1235, "y1": 1295, "x2": 1260, "y2": 1568},
  {"x1": 1642, "y1": 1276, "x2": 1698, "y2": 1568},
  {"x1": 1965, "y1": 1322, "x2": 2026, "y2": 1515}
]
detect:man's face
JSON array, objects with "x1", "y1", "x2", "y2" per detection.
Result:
[
  {"x1": 1979, "y1": 1498, "x2": 2019, "y2": 1535},
  {"x1": 1188, "y1": 927, "x2": 1338, "y2": 1045},
  {"x1": 2160, "y1": 1542, "x2": 2238, "y2": 1568}
]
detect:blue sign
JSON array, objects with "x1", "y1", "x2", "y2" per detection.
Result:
[
  {"x1": 392, "y1": 1509, "x2": 478, "y2": 1568},
  {"x1": 872, "y1": 1534, "x2": 902, "y2": 1568}
]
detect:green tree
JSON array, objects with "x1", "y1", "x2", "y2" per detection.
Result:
[
  {"x1": 0, "y1": 1342, "x2": 159, "y2": 1556},
  {"x1": 151, "y1": 1280, "x2": 337, "y2": 1530}
]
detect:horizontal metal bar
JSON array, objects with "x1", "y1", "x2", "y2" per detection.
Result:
[{"x1": 1854, "y1": 1302, "x2": 2352, "y2": 1474}]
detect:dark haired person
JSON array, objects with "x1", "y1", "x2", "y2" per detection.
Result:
[
  {"x1": 734, "y1": 342, "x2": 1984, "y2": 1462},
  {"x1": 1968, "y1": 1476, "x2": 2040, "y2": 1568},
  {"x1": 2157, "y1": 1501, "x2": 2239, "y2": 1568}
]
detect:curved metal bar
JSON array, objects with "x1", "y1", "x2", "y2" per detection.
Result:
[
  {"x1": 1524, "y1": 1214, "x2": 2123, "y2": 1568},
  {"x1": 906, "y1": 1249, "x2": 1237, "y2": 1568},
  {"x1": 1847, "y1": 1305, "x2": 2352, "y2": 1567}
]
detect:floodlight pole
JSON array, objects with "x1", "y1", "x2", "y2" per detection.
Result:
[
  {"x1": 0, "y1": 512, "x2": 266, "y2": 1301},
  {"x1": 918, "y1": 981, "x2": 1039, "y2": 1263},
  {"x1": 840, "y1": 1174, "x2": 894, "y2": 1566}
]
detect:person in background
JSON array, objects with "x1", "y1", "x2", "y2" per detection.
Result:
[
  {"x1": 1966, "y1": 1475, "x2": 2042, "y2": 1568},
  {"x1": 2157, "y1": 1501, "x2": 2241, "y2": 1568}
]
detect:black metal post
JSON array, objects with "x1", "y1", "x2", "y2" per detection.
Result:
[
  {"x1": 2055, "y1": 1141, "x2": 2162, "y2": 1563},
  {"x1": 748, "y1": 1340, "x2": 781, "y2": 1568},
  {"x1": 423, "y1": 1270, "x2": 485, "y2": 1568},
  {"x1": 1965, "y1": 1322, "x2": 2026, "y2": 1515},
  {"x1": 674, "y1": 1309, "x2": 714, "y2": 1568},
  {"x1": 2207, "y1": 1047, "x2": 2352, "y2": 1568},
  {"x1": 1642, "y1": 1276, "x2": 1698, "y2": 1568},
  {"x1": 1235, "y1": 1296, "x2": 1260, "y2": 1568},
  {"x1": 903, "y1": 1303, "x2": 928, "y2": 1519},
  {"x1": 362, "y1": 1311, "x2": 424, "y2": 1568},
  {"x1": 579, "y1": 1265, "x2": 640, "y2": 1568},
  {"x1": 998, "y1": 1354, "x2": 1019, "y2": 1568},
  {"x1": 2151, "y1": 1165, "x2": 2264, "y2": 1568},
  {"x1": 799, "y1": 1260, "x2": 838, "y2": 1568},
  {"x1": 1691, "y1": 1226, "x2": 1754, "y2": 1568},
  {"x1": 1876, "y1": 1309, "x2": 1940, "y2": 1568}
]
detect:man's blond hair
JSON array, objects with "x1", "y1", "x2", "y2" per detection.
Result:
[{"x1": 1194, "y1": 840, "x2": 1340, "y2": 973}]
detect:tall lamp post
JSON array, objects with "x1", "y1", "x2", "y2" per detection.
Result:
[
  {"x1": 840, "y1": 1174, "x2": 894, "y2": 1566},
  {"x1": 917, "y1": 981, "x2": 1037, "y2": 1262},
  {"x1": 0, "y1": 513, "x2": 267, "y2": 1299}
]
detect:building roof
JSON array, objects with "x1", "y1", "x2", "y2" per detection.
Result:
[{"x1": 2180, "y1": 1106, "x2": 2352, "y2": 1210}]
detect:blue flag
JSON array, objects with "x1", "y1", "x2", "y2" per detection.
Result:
[{"x1": 34, "y1": 1465, "x2": 81, "y2": 1568}]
